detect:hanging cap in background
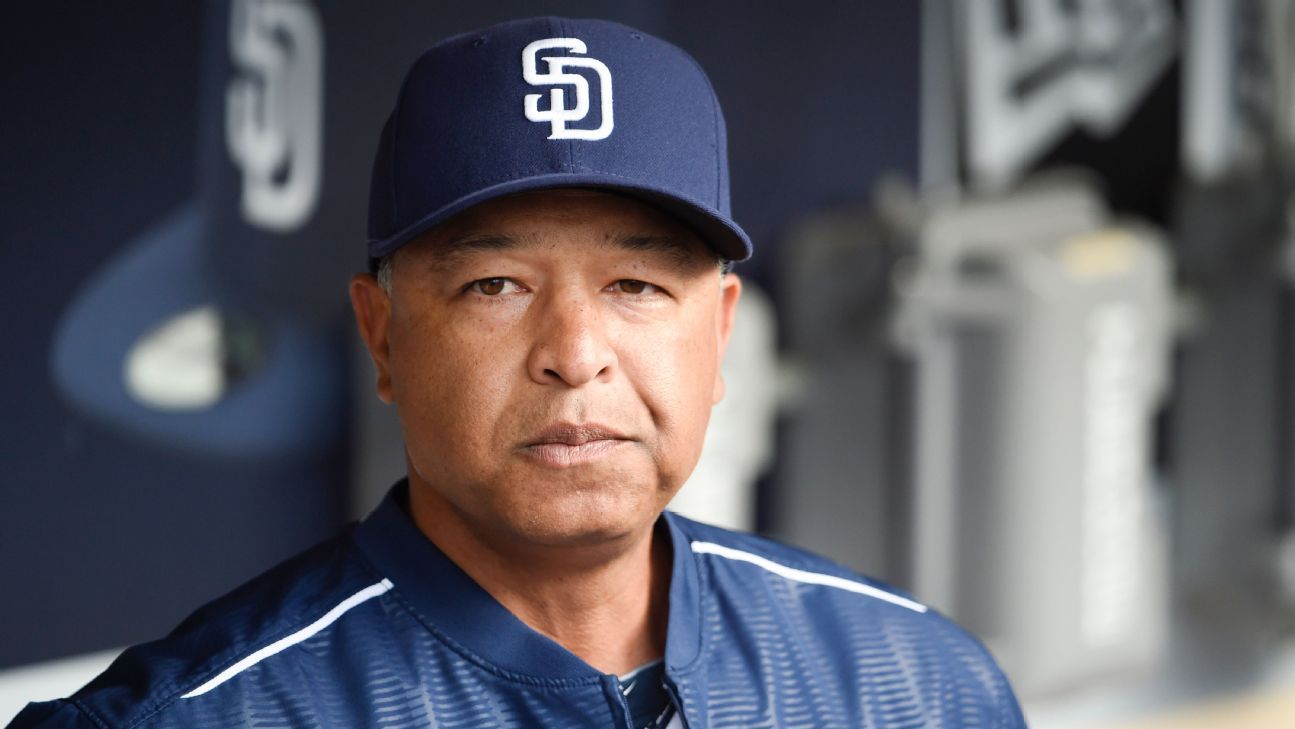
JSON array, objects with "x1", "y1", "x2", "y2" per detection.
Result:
[{"x1": 366, "y1": 16, "x2": 752, "y2": 264}]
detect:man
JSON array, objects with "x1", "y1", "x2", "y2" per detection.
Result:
[{"x1": 12, "y1": 17, "x2": 1025, "y2": 728}]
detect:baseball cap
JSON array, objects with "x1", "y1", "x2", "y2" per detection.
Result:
[{"x1": 366, "y1": 16, "x2": 752, "y2": 265}]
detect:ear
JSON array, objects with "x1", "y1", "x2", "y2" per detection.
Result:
[
  {"x1": 711, "y1": 273, "x2": 743, "y2": 405},
  {"x1": 349, "y1": 273, "x2": 395, "y2": 403}
]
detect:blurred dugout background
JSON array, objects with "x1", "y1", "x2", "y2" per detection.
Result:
[{"x1": 3, "y1": 0, "x2": 1295, "y2": 726}]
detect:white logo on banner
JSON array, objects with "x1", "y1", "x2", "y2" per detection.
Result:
[
  {"x1": 226, "y1": 0, "x2": 323, "y2": 231},
  {"x1": 522, "y1": 38, "x2": 614, "y2": 140},
  {"x1": 961, "y1": 0, "x2": 1176, "y2": 185}
]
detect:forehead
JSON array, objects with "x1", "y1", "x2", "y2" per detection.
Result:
[{"x1": 406, "y1": 188, "x2": 713, "y2": 261}]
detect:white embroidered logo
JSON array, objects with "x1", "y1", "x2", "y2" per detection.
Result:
[{"x1": 522, "y1": 38, "x2": 614, "y2": 140}]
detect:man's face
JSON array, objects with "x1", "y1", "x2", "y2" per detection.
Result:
[{"x1": 352, "y1": 189, "x2": 741, "y2": 550}]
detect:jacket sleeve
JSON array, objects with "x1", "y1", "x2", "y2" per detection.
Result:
[
  {"x1": 5, "y1": 700, "x2": 101, "y2": 729},
  {"x1": 998, "y1": 680, "x2": 1029, "y2": 729},
  {"x1": 977, "y1": 641, "x2": 1029, "y2": 729}
]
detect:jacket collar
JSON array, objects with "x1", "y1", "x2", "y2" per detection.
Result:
[{"x1": 352, "y1": 480, "x2": 704, "y2": 681}]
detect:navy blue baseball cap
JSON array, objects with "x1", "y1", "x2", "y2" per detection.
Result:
[{"x1": 366, "y1": 16, "x2": 752, "y2": 264}]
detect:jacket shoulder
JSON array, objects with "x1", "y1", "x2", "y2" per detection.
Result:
[
  {"x1": 6, "y1": 700, "x2": 98, "y2": 729},
  {"x1": 23, "y1": 530, "x2": 383, "y2": 729},
  {"x1": 669, "y1": 513, "x2": 1026, "y2": 727},
  {"x1": 667, "y1": 512, "x2": 922, "y2": 606}
]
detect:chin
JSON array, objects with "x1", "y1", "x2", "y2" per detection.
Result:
[{"x1": 505, "y1": 488, "x2": 664, "y2": 548}]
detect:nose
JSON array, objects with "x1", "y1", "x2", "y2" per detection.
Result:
[{"x1": 526, "y1": 290, "x2": 617, "y2": 387}]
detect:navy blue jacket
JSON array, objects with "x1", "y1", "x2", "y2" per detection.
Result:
[{"x1": 11, "y1": 484, "x2": 1025, "y2": 728}]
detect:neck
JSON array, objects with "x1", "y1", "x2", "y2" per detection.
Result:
[{"x1": 407, "y1": 481, "x2": 672, "y2": 676}]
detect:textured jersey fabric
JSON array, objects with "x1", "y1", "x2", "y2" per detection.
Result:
[{"x1": 10, "y1": 482, "x2": 1026, "y2": 728}]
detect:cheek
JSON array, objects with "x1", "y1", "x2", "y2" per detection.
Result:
[
  {"x1": 388, "y1": 311, "x2": 519, "y2": 464},
  {"x1": 625, "y1": 317, "x2": 721, "y2": 462}
]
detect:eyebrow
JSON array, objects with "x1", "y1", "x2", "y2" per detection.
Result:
[
  {"x1": 608, "y1": 233, "x2": 710, "y2": 273},
  {"x1": 422, "y1": 233, "x2": 521, "y2": 273}
]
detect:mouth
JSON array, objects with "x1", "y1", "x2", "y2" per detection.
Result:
[{"x1": 520, "y1": 423, "x2": 632, "y2": 468}]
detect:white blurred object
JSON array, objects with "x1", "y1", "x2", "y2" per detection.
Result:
[
  {"x1": 0, "y1": 649, "x2": 120, "y2": 724},
  {"x1": 226, "y1": 0, "x2": 323, "y2": 231},
  {"x1": 1181, "y1": 0, "x2": 1236, "y2": 182},
  {"x1": 669, "y1": 282, "x2": 779, "y2": 532},
  {"x1": 124, "y1": 305, "x2": 225, "y2": 410},
  {"x1": 1182, "y1": 0, "x2": 1295, "y2": 182},
  {"x1": 955, "y1": 0, "x2": 1176, "y2": 187},
  {"x1": 890, "y1": 174, "x2": 1172, "y2": 696}
]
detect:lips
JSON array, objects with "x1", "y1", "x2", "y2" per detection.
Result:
[
  {"x1": 526, "y1": 423, "x2": 628, "y2": 446},
  {"x1": 520, "y1": 423, "x2": 632, "y2": 467}
]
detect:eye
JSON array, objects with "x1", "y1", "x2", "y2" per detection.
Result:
[
  {"x1": 468, "y1": 278, "x2": 517, "y2": 296},
  {"x1": 611, "y1": 279, "x2": 658, "y2": 295}
]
